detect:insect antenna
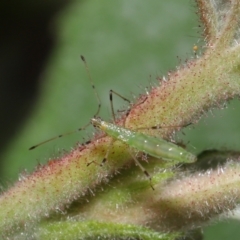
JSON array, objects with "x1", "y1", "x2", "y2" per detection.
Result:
[
  {"x1": 80, "y1": 55, "x2": 101, "y2": 118},
  {"x1": 29, "y1": 55, "x2": 101, "y2": 150},
  {"x1": 28, "y1": 123, "x2": 90, "y2": 150}
]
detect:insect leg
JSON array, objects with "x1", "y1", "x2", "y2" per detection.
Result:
[
  {"x1": 137, "y1": 122, "x2": 192, "y2": 131},
  {"x1": 108, "y1": 91, "x2": 154, "y2": 189},
  {"x1": 100, "y1": 138, "x2": 115, "y2": 166},
  {"x1": 91, "y1": 90, "x2": 130, "y2": 166},
  {"x1": 129, "y1": 151, "x2": 154, "y2": 190},
  {"x1": 109, "y1": 89, "x2": 131, "y2": 122}
]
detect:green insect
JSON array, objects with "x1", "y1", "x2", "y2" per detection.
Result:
[
  {"x1": 30, "y1": 55, "x2": 196, "y2": 189},
  {"x1": 91, "y1": 117, "x2": 196, "y2": 164},
  {"x1": 89, "y1": 117, "x2": 196, "y2": 190}
]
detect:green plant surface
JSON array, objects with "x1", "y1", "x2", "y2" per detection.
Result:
[
  {"x1": 2, "y1": 0, "x2": 240, "y2": 239},
  {"x1": 1, "y1": 0, "x2": 199, "y2": 183}
]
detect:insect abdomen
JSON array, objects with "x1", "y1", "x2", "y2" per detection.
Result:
[{"x1": 127, "y1": 132, "x2": 196, "y2": 163}]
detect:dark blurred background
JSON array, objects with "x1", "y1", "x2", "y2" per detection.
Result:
[
  {"x1": 1, "y1": 1, "x2": 240, "y2": 239},
  {"x1": 0, "y1": 0, "x2": 68, "y2": 171}
]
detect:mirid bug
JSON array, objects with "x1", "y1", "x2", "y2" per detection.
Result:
[
  {"x1": 91, "y1": 118, "x2": 196, "y2": 164},
  {"x1": 30, "y1": 55, "x2": 196, "y2": 188}
]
